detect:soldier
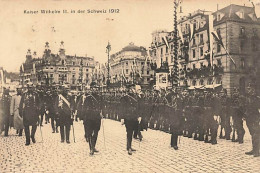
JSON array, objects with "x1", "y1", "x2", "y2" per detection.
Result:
[
  {"x1": 19, "y1": 83, "x2": 40, "y2": 145},
  {"x1": 54, "y1": 85, "x2": 73, "y2": 144},
  {"x1": 70, "y1": 92, "x2": 79, "y2": 122},
  {"x1": 169, "y1": 92, "x2": 184, "y2": 150},
  {"x1": 0, "y1": 88, "x2": 12, "y2": 136},
  {"x1": 10, "y1": 85, "x2": 24, "y2": 136},
  {"x1": 245, "y1": 85, "x2": 260, "y2": 157},
  {"x1": 120, "y1": 85, "x2": 140, "y2": 155},
  {"x1": 78, "y1": 86, "x2": 103, "y2": 155},
  {"x1": 46, "y1": 87, "x2": 59, "y2": 133}
]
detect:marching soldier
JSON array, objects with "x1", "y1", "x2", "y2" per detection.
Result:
[
  {"x1": 46, "y1": 87, "x2": 59, "y2": 133},
  {"x1": 245, "y1": 85, "x2": 260, "y2": 157},
  {"x1": 54, "y1": 85, "x2": 73, "y2": 144},
  {"x1": 0, "y1": 88, "x2": 12, "y2": 136},
  {"x1": 19, "y1": 83, "x2": 40, "y2": 145},
  {"x1": 78, "y1": 86, "x2": 103, "y2": 155},
  {"x1": 10, "y1": 85, "x2": 24, "y2": 136},
  {"x1": 120, "y1": 85, "x2": 140, "y2": 155}
]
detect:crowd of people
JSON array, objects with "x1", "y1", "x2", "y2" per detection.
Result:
[{"x1": 0, "y1": 82, "x2": 259, "y2": 157}]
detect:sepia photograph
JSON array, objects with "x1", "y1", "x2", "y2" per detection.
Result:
[{"x1": 0, "y1": 0, "x2": 260, "y2": 172}]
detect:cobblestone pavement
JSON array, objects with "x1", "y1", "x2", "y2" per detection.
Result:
[{"x1": 0, "y1": 119, "x2": 259, "y2": 173}]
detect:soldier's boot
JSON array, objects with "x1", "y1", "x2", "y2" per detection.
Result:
[
  {"x1": 18, "y1": 129, "x2": 23, "y2": 136},
  {"x1": 194, "y1": 133, "x2": 198, "y2": 140},
  {"x1": 92, "y1": 136, "x2": 99, "y2": 153},
  {"x1": 31, "y1": 125, "x2": 37, "y2": 143},
  {"x1": 245, "y1": 150, "x2": 254, "y2": 155},
  {"x1": 231, "y1": 130, "x2": 236, "y2": 142},
  {"x1": 56, "y1": 127, "x2": 59, "y2": 133},
  {"x1": 219, "y1": 127, "x2": 224, "y2": 139},
  {"x1": 204, "y1": 135, "x2": 209, "y2": 143},
  {"x1": 238, "y1": 128, "x2": 245, "y2": 144},
  {"x1": 88, "y1": 137, "x2": 94, "y2": 155},
  {"x1": 138, "y1": 132, "x2": 143, "y2": 141}
]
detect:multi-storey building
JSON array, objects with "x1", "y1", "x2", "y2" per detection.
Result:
[
  {"x1": 20, "y1": 42, "x2": 97, "y2": 90},
  {"x1": 150, "y1": 4, "x2": 260, "y2": 94},
  {"x1": 106, "y1": 42, "x2": 153, "y2": 88}
]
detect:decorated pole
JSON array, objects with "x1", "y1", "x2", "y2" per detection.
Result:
[
  {"x1": 106, "y1": 41, "x2": 111, "y2": 89},
  {"x1": 172, "y1": 0, "x2": 179, "y2": 87}
]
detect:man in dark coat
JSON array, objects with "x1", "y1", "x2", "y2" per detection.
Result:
[
  {"x1": 120, "y1": 85, "x2": 140, "y2": 155},
  {"x1": 245, "y1": 86, "x2": 260, "y2": 157},
  {"x1": 77, "y1": 86, "x2": 102, "y2": 155},
  {"x1": 19, "y1": 83, "x2": 40, "y2": 145},
  {"x1": 0, "y1": 88, "x2": 12, "y2": 136},
  {"x1": 54, "y1": 85, "x2": 73, "y2": 144}
]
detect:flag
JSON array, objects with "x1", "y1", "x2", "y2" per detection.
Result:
[
  {"x1": 21, "y1": 64, "x2": 24, "y2": 72},
  {"x1": 33, "y1": 63, "x2": 36, "y2": 74},
  {"x1": 162, "y1": 36, "x2": 169, "y2": 49},
  {"x1": 177, "y1": 25, "x2": 184, "y2": 43},
  {"x1": 211, "y1": 30, "x2": 236, "y2": 68},
  {"x1": 189, "y1": 22, "x2": 194, "y2": 42},
  {"x1": 208, "y1": 14, "x2": 214, "y2": 67}
]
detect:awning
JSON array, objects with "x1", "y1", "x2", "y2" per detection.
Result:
[{"x1": 205, "y1": 84, "x2": 222, "y2": 89}]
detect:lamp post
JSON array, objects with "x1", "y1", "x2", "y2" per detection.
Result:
[{"x1": 106, "y1": 41, "x2": 111, "y2": 88}]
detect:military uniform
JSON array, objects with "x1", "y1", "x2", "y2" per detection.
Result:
[
  {"x1": 0, "y1": 89, "x2": 12, "y2": 136},
  {"x1": 78, "y1": 91, "x2": 102, "y2": 155},
  {"x1": 19, "y1": 87, "x2": 40, "y2": 145},
  {"x1": 245, "y1": 92, "x2": 260, "y2": 157},
  {"x1": 54, "y1": 90, "x2": 72, "y2": 143},
  {"x1": 120, "y1": 91, "x2": 139, "y2": 155}
]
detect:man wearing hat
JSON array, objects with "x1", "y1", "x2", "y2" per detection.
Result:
[
  {"x1": 10, "y1": 85, "x2": 24, "y2": 136},
  {"x1": 0, "y1": 88, "x2": 12, "y2": 136},
  {"x1": 244, "y1": 85, "x2": 260, "y2": 157},
  {"x1": 77, "y1": 85, "x2": 103, "y2": 155},
  {"x1": 54, "y1": 84, "x2": 73, "y2": 144},
  {"x1": 19, "y1": 82, "x2": 40, "y2": 145},
  {"x1": 120, "y1": 84, "x2": 141, "y2": 155}
]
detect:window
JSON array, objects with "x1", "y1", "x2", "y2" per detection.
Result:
[
  {"x1": 200, "y1": 34, "x2": 203, "y2": 43},
  {"x1": 217, "y1": 14, "x2": 221, "y2": 21},
  {"x1": 217, "y1": 28, "x2": 221, "y2": 39},
  {"x1": 147, "y1": 71, "x2": 149, "y2": 75},
  {"x1": 86, "y1": 69, "x2": 88, "y2": 72},
  {"x1": 50, "y1": 74, "x2": 53, "y2": 78},
  {"x1": 217, "y1": 59, "x2": 222, "y2": 66},
  {"x1": 200, "y1": 62, "x2": 203, "y2": 68},
  {"x1": 126, "y1": 62, "x2": 128, "y2": 66},
  {"x1": 141, "y1": 62, "x2": 144, "y2": 65},
  {"x1": 200, "y1": 47, "x2": 203, "y2": 57},
  {"x1": 240, "y1": 58, "x2": 245, "y2": 69},
  {"x1": 171, "y1": 56, "x2": 174, "y2": 63},
  {"x1": 208, "y1": 78, "x2": 213, "y2": 85},
  {"x1": 166, "y1": 46, "x2": 168, "y2": 53},
  {"x1": 154, "y1": 50, "x2": 157, "y2": 56},
  {"x1": 240, "y1": 41, "x2": 244, "y2": 51},
  {"x1": 252, "y1": 41, "x2": 258, "y2": 51},
  {"x1": 240, "y1": 26, "x2": 245, "y2": 36},
  {"x1": 193, "y1": 37, "x2": 196, "y2": 45},
  {"x1": 217, "y1": 43, "x2": 221, "y2": 53},
  {"x1": 161, "y1": 48, "x2": 163, "y2": 55},
  {"x1": 193, "y1": 22, "x2": 197, "y2": 30},
  {"x1": 166, "y1": 57, "x2": 168, "y2": 62},
  {"x1": 253, "y1": 28, "x2": 258, "y2": 37},
  {"x1": 126, "y1": 69, "x2": 128, "y2": 74},
  {"x1": 192, "y1": 80, "x2": 196, "y2": 86},
  {"x1": 238, "y1": 12, "x2": 244, "y2": 19},
  {"x1": 200, "y1": 79, "x2": 204, "y2": 85},
  {"x1": 193, "y1": 49, "x2": 196, "y2": 58},
  {"x1": 193, "y1": 64, "x2": 196, "y2": 69}
]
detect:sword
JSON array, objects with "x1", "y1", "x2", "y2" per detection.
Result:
[
  {"x1": 72, "y1": 124, "x2": 76, "y2": 143},
  {"x1": 101, "y1": 118, "x2": 106, "y2": 150}
]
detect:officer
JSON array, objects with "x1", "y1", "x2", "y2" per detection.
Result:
[
  {"x1": 46, "y1": 87, "x2": 59, "y2": 133},
  {"x1": 133, "y1": 85, "x2": 144, "y2": 141},
  {"x1": 10, "y1": 85, "x2": 24, "y2": 136},
  {"x1": 245, "y1": 84, "x2": 260, "y2": 157},
  {"x1": 54, "y1": 85, "x2": 73, "y2": 144},
  {"x1": 19, "y1": 82, "x2": 40, "y2": 145},
  {"x1": 120, "y1": 84, "x2": 140, "y2": 155},
  {"x1": 0, "y1": 88, "x2": 12, "y2": 136},
  {"x1": 79, "y1": 86, "x2": 103, "y2": 155}
]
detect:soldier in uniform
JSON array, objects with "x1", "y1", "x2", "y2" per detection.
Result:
[
  {"x1": 46, "y1": 87, "x2": 59, "y2": 133},
  {"x1": 10, "y1": 85, "x2": 24, "y2": 136},
  {"x1": 169, "y1": 92, "x2": 184, "y2": 150},
  {"x1": 54, "y1": 85, "x2": 73, "y2": 144},
  {"x1": 19, "y1": 83, "x2": 40, "y2": 145},
  {"x1": 245, "y1": 85, "x2": 260, "y2": 157},
  {"x1": 0, "y1": 88, "x2": 12, "y2": 136},
  {"x1": 79, "y1": 86, "x2": 103, "y2": 155},
  {"x1": 120, "y1": 85, "x2": 140, "y2": 155}
]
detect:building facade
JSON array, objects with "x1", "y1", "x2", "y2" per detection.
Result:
[
  {"x1": 20, "y1": 42, "x2": 97, "y2": 90},
  {"x1": 106, "y1": 42, "x2": 154, "y2": 88},
  {"x1": 150, "y1": 4, "x2": 260, "y2": 94}
]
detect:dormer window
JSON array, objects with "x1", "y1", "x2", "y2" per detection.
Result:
[
  {"x1": 217, "y1": 14, "x2": 221, "y2": 21},
  {"x1": 238, "y1": 11, "x2": 244, "y2": 19}
]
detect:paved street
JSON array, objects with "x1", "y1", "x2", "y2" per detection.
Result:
[{"x1": 0, "y1": 119, "x2": 259, "y2": 173}]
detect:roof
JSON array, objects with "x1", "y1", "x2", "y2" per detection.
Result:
[{"x1": 213, "y1": 4, "x2": 259, "y2": 24}]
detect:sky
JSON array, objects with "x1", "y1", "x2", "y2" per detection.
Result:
[{"x1": 0, "y1": 0, "x2": 260, "y2": 72}]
